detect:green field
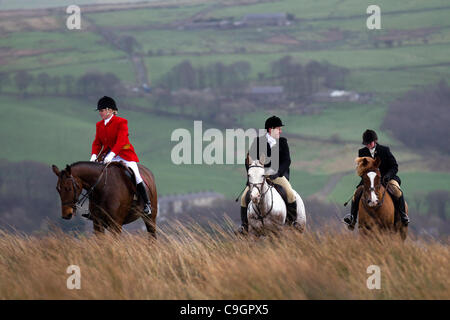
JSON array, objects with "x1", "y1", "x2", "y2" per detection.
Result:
[
  {"x1": 86, "y1": 4, "x2": 210, "y2": 27},
  {"x1": 206, "y1": 0, "x2": 450, "y2": 20},
  {"x1": 0, "y1": 0, "x2": 164, "y2": 10}
]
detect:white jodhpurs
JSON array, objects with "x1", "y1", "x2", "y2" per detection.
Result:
[{"x1": 111, "y1": 155, "x2": 144, "y2": 184}]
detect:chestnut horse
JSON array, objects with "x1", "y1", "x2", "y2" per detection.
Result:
[
  {"x1": 356, "y1": 157, "x2": 407, "y2": 240},
  {"x1": 52, "y1": 161, "x2": 157, "y2": 238}
]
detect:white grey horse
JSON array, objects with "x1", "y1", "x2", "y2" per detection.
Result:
[{"x1": 246, "y1": 156, "x2": 306, "y2": 236}]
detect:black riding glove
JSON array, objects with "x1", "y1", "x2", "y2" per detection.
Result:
[{"x1": 269, "y1": 173, "x2": 279, "y2": 180}]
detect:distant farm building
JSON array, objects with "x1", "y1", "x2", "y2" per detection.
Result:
[
  {"x1": 242, "y1": 13, "x2": 290, "y2": 26},
  {"x1": 158, "y1": 191, "x2": 226, "y2": 219},
  {"x1": 313, "y1": 89, "x2": 360, "y2": 102},
  {"x1": 246, "y1": 86, "x2": 285, "y2": 104}
]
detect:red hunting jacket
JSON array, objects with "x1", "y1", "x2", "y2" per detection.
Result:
[{"x1": 91, "y1": 115, "x2": 139, "y2": 162}]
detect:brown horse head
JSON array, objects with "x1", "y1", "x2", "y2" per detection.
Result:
[
  {"x1": 52, "y1": 164, "x2": 83, "y2": 220},
  {"x1": 356, "y1": 157, "x2": 383, "y2": 208}
]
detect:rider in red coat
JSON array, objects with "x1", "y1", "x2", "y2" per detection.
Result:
[
  {"x1": 91, "y1": 110, "x2": 139, "y2": 162},
  {"x1": 90, "y1": 96, "x2": 151, "y2": 215}
]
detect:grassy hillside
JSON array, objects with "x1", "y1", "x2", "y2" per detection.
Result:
[
  {"x1": 0, "y1": 225, "x2": 448, "y2": 299},
  {"x1": 1, "y1": 0, "x2": 449, "y2": 215}
]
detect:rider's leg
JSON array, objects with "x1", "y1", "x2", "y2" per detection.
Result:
[
  {"x1": 239, "y1": 186, "x2": 249, "y2": 232},
  {"x1": 344, "y1": 186, "x2": 363, "y2": 230},
  {"x1": 271, "y1": 176, "x2": 297, "y2": 225},
  {"x1": 387, "y1": 180, "x2": 409, "y2": 226},
  {"x1": 118, "y1": 158, "x2": 152, "y2": 215}
]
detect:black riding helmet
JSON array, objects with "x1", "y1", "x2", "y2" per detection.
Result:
[
  {"x1": 265, "y1": 115, "x2": 284, "y2": 130},
  {"x1": 362, "y1": 129, "x2": 378, "y2": 145},
  {"x1": 96, "y1": 96, "x2": 118, "y2": 111}
]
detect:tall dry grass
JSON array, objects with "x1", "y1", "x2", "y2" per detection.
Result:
[{"x1": 0, "y1": 221, "x2": 448, "y2": 300}]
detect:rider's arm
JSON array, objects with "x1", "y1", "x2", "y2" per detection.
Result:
[
  {"x1": 92, "y1": 123, "x2": 103, "y2": 156},
  {"x1": 385, "y1": 147, "x2": 398, "y2": 177},
  {"x1": 111, "y1": 118, "x2": 129, "y2": 155},
  {"x1": 277, "y1": 138, "x2": 291, "y2": 177}
]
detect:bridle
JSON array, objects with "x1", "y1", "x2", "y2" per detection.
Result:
[
  {"x1": 361, "y1": 170, "x2": 388, "y2": 212},
  {"x1": 248, "y1": 165, "x2": 274, "y2": 222},
  {"x1": 57, "y1": 175, "x2": 82, "y2": 209},
  {"x1": 56, "y1": 163, "x2": 110, "y2": 212}
]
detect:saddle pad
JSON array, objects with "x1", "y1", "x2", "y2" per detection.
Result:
[{"x1": 244, "y1": 184, "x2": 289, "y2": 207}]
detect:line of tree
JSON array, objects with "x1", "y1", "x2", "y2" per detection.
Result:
[
  {"x1": 160, "y1": 60, "x2": 252, "y2": 93},
  {"x1": 383, "y1": 79, "x2": 450, "y2": 155},
  {"x1": 269, "y1": 56, "x2": 350, "y2": 98},
  {"x1": 0, "y1": 70, "x2": 123, "y2": 98},
  {"x1": 157, "y1": 56, "x2": 349, "y2": 98}
]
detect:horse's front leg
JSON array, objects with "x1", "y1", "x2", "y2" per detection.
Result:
[
  {"x1": 143, "y1": 215, "x2": 157, "y2": 241},
  {"x1": 109, "y1": 223, "x2": 123, "y2": 236},
  {"x1": 96, "y1": 201, "x2": 124, "y2": 237},
  {"x1": 93, "y1": 219, "x2": 105, "y2": 236}
]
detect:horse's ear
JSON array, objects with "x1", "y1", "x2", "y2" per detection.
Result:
[
  {"x1": 52, "y1": 165, "x2": 60, "y2": 176},
  {"x1": 65, "y1": 164, "x2": 71, "y2": 175},
  {"x1": 374, "y1": 157, "x2": 381, "y2": 168},
  {"x1": 259, "y1": 154, "x2": 266, "y2": 166},
  {"x1": 248, "y1": 155, "x2": 253, "y2": 164}
]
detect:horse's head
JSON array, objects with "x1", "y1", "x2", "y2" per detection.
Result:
[
  {"x1": 357, "y1": 157, "x2": 383, "y2": 207},
  {"x1": 52, "y1": 164, "x2": 82, "y2": 220},
  {"x1": 247, "y1": 155, "x2": 267, "y2": 204}
]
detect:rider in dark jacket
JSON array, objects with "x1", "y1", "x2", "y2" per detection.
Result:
[
  {"x1": 238, "y1": 116, "x2": 297, "y2": 233},
  {"x1": 343, "y1": 129, "x2": 410, "y2": 229}
]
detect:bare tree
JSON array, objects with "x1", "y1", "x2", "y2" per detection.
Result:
[
  {"x1": 14, "y1": 71, "x2": 33, "y2": 96},
  {"x1": 63, "y1": 75, "x2": 75, "y2": 95},
  {"x1": 36, "y1": 72, "x2": 51, "y2": 94},
  {"x1": 0, "y1": 72, "x2": 10, "y2": 93}
]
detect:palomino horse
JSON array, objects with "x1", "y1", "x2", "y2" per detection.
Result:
[
  {"x1": 355, "y1": 157, "x2": 408, "y2": 240},
  {"x1": 246, "y1": 156, "x2": 306, "y2": 236},
  {"x1": 52, "y1": 161, "x2": 158, "y2": 238}
]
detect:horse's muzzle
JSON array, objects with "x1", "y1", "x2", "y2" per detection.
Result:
[
  {"x1": 62, "y1": 213, "x2": 73, "y2": 220},
  {"x1": 367, "y1": 199, "x2": 378, "y2": 207},
  {"x1": 251, "y1": 196, "x2": 260, "y2": 204},
  {"x1": 62, "y1": 207, "x2": 74, "y2": 220}
]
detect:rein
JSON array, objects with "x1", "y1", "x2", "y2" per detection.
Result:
[
  {"x1": 59, "y1": 163, "x2": 111, "y2": 211},
  {"x1": 248, "y1": 165, "x2": 274, "y2": 222}
]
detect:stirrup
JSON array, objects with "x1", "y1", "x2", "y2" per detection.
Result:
[
  {"x1": 143, "y1": 203, "x2": 152, "y2": 216},
  {"x1": 82, "y1": 212, "x2": 92, "y2": 220},
  {"x1": 400, "y1": 215, "x2": 410, "y2": 226},
  {"x1": 343, "y1": 214, "x2": 355, "y2": 230}
]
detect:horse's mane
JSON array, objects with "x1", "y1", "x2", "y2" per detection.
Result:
[
  {"x1": 355, "y1": 157, "x2": 379, "y2": 176},
  {"x1": 69, "y1": 161, "x2": 126, "y2": 169},
  {"x1": 64, "y1": 161, "x2": 129, "y2": 175}
]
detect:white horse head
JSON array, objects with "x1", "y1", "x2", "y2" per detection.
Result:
[{"x1": 247, "y1": 155, "x2": 266, "y2": 204}]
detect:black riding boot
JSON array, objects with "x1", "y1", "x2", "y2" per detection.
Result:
[
  {"x1": 136, "y1": 182, "x2": 151, "y2": 215},
  {"x1": 238, "y1": 206, "x2": 248, "y2": 233},
  {"x1": 396, "y1": 194, "x2": 410, "y2": 226},
  {"x1": 286, "y1": 201, "x2": 297, "y2": 225},
  {"x1": 344, "y1": 191, "x2": 362, "y2": 230}
]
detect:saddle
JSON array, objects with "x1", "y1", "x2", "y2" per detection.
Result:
[
  {"x1": 244, "y1": 182, "x2": 289, "y2": 207},
  {"x1": 107, "y1": 162, "x2": 139, "y2": 198}
]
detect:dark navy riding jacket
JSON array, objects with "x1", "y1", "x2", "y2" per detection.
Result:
[
  {"x1": 357, "y1": 143, "x2": 401, "y2": 187},
  {"x1": 245, "y1": 135, "x2": 291, "y2": 181}
]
